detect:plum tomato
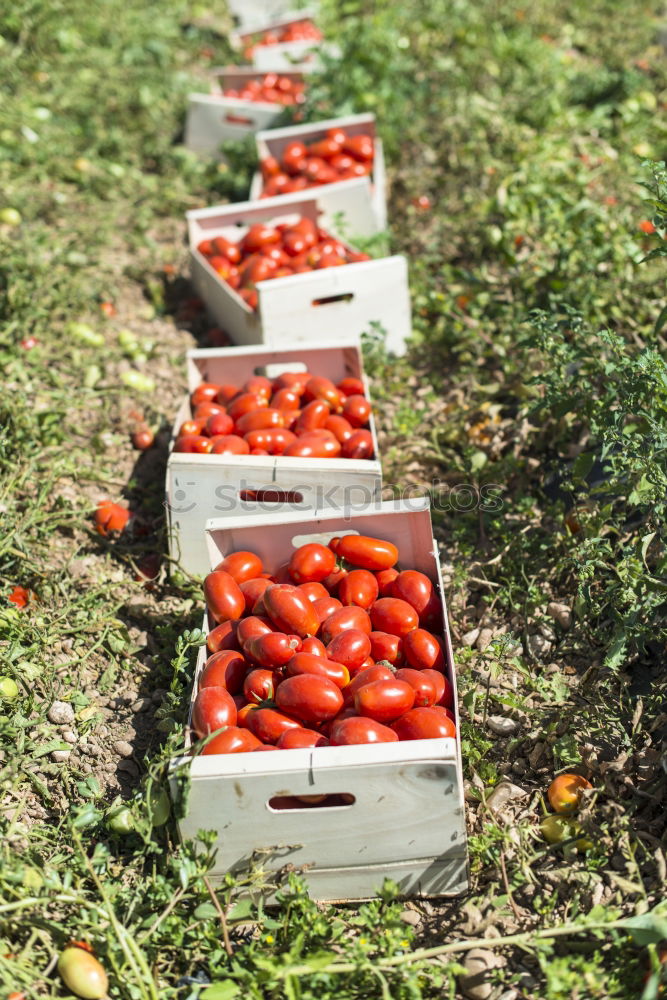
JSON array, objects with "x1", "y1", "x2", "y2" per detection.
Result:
[
  {"x1": 338, "y1": 569, "x2": 379, "y2": 609},
  {"x1": 276, "y1": 727, "x2": 329, "y2": 749},
  {"x1": 320, "y1": 605, "x2": 372, "y2": 643},
  {"x1": 283, "y1": 432, "x2": 341, "y2": 458},
  {"x1": 342, "y1": 394, "x2": 371, "y2": 427},
  {"x1": 370, "y1": 597, "x2": 419, "y2": 637},
  {"x1": 285, "y1": 651, "x2": 349, "y2": 689},
  {"x1": 247, "y1": 707, "x2": 302, "y2": 744},
  {"x1": 239, "y1": 577, "x2": 271, "y2": 613},
  {"x1": 369, "y1": 630, "x2": 403, "y2": 666},
  {"x1": 210, "y1": 435, "x2": 250, "y2": 455},
  {"x1": 207, "y1": 619, "x2": 239, "y2": 654},
  {"x1": 391, "y1": 707, "x2": 456, "y2": 741},
  {"x1": 402, "y1": 628, "x2": 445, "y2": 671},
  {"x1": 342, "y1": 663, "x2": 395, "y2": 705},
  {"x1": 214, "y1": 550, "x2": 264, "y2": 584},
  {"x1": 288, "y1": 542, "x2": 337, "y2": 583},
  {"x1": 354, "y1": 679, "x2": 415, "y2": 723},
  {"x1": 303, "y1": 375, "x2": 343, "y2": 411},
  {"x1": 298, "y1": 581, "x2": 330, "y2": 603},
  {"x1": 295, "y1": 399, "x2": 330, "y2": 432},
  {"x1": 547, "y1": 774, "x2": 592, "y2": 814},
  {"x1": 243, "y1": 632, "x2": 300, "y2": 669},
  {"x1": 241, "y1": 223, "x2": 281, "y2": 253},
  {"x1": 337, "y1": 534, "x2": 398, "y2": 571},
  {"x1": 375, "y1": 567, "x2": 400, "y2": 596},
  {"x1": 243, "y1": 668, "x2": 275, "y2": 703},
  {"x1": 421, "y1": 668, "x2": 454, "y2": 709},
  {"x1": 191, "y1": 382, "x2": 221, "y2": 406},
  {"x1": 336, "y1": 376, "x2": 365, "y2": 396},
  {"x1": 341, "y1": 429, "x2": 374, "y2": 460},
  {"x1": 276, "y1": 674, "x2": 344, "y2": 723},
  {"x1": 313, "y1": 595, "x2": 343, "y2": 623},
  {"x1": 264, "y1": 584, "x2": 319, "y2": 637},
  {"x1": 202, "y1": 726, "x2": 261, "y2": 755},
  {"x1": 394, "y1": 667, "x2": 438, "y2": 707},
  {"x1": 391, "y1": 570, "x2": 441, "y2": 626},
  {"x1": 324, "y1": 414, "x2": 354, "y2": 443},
  {"x1": 192, "y1": 686, "x2": 238, "y2": 737},
  {"x1": 203, "y1": 570, "x2": 246, "y2": 624},
  {"x1": 206, "y1": 412, "x2": 234, "y2": 437},
  {"x1": 330, "y1": 716, "x2": 398, "y2": 746},
  {"x1": 300, "y1": 636, "x2": 328, "y2": 657},
  {"x1": 94, "y1": 500, "x2": 130, "y2": 537},
  {"x1": 325, "y1": 629, "x2": 371, "y2": 670},
  {"x1": 199, "y1": 650, "x2": 247, "y2": 693}
]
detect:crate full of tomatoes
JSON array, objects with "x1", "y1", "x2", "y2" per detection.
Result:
[
  {"x1": 166, "y1": 342, "x2": 382, "y2": 576},
  {"x1": 231, "y1": 11, "x2": 328, "y2": 71},
  {"x1": 185, "y1": 67, "x2": 309, "y2": 153},
  {"x1": 187, "y1": 187, "x2": 411, "y2": 354},
  {"x1": 169, "y1": 500, "x2": 468, "y2": 902},
  {"x1": 250, "y1": 113, "x2": 387, "y2": 233}
]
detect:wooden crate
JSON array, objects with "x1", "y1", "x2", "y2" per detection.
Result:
[
  {"x1": 166, "y1": 342, "x2": 382, "y2": 576},
  {"x1": 250, "y1": 113, "x2": 387, "y2": 232},
  {"x1": 185, "y1": 68, "x2": 309, "y2": 153},
  {"x1": 186, "y1": 187, "x2": 411, "y2": 355},
  {"x1": 230, "y1": 10, "x2": 327, "y2": 71},
  {"x1": 227, "y1": 0, "x2": 297, "y2": 31},
  {"x1": 169, "y1": 499, "x2": 469, "y2": 902}
]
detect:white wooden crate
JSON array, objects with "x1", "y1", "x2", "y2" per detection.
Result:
[
  {"x1": 250, "y1": 113, "x2": 387, "y2": 232},
  {"x1": 230, "y1": 10, "x2": 327, "y2": 71},
  {"x1": 227, "y1": 0, "x2": 298, "y2": 31},
  {"x1": 185, "y1": 67, "x2": 310, "y2": 153},
  {"x1": 187, "y1": 187, "x2": 411, "y2": 355},
  {"x1": 169, "y1": 499, "x2": 469, "y2": 901},
  {"x1": 166, "y1": 341, "x2": 382, "y2": 576}
]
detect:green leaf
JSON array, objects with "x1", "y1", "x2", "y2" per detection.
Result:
[
  {"x1": 194, "y1": 902, "x2": 219, "y2": 920},
  {"x1": 572, "y1": 451, "x2": 595, "y2": 481},
  {"x1": 604, "y1": 633, "x2": 626, "y2": 670},
  {"x1": 227, "y1": 898, "x2": 255, "y2": 922},
  {"x1": 621, "y1": 912, "x2": 667, "y2": 946},
  {"x1": 200, "y1": 982, "x2": 240, "y2": 1000},
  {"x1": 302, "y1": 950, "x2": 339, "y2": 971}
]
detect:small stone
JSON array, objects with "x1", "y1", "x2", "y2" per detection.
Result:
[
  {"x1": 462, "y1": 628, "x2": 480, "y2": 647},
  {"x1": 528, "y1": 740, "x2": 546, "y2": 768},
  {"x1": 117, "y1": 759, "x2": 139, "y2": 776},
  {"x1": 512, "y1": 759, "x2": 528, "y2": 776},
  {"x1": 51, "y1": 749, "x2": 72, "y2": 763},
  {"x1": 547, "y1": 602, "x2": 572, "y2": 630},
  {"x1": 526, "y1": 632, "x2": 552, "y2": 660},
  {"x1": 459, "y1": 947, "x2": 503, "y2": 1000},
  {"x1": 114, "y1": 740, "x2": 134, "y2": 758},
  {"x1": 81, "y1": 762, "x2": 92, "y2": 774},
  {"x1": 486, "y1": 781, "x2": 527, "y2": 813},
  {"x1": 132, "y1": 697, "x2": 152, "y2": 713},
  {"x1": 538, "y1": 623, "x2": 556, "y2": 642},
  {"x1": 47, "y1": 700, "x2": 75, "y2": 725},
  {"x1": 476, "y1": 628, "x2": 494, "y2": 652},
  {"x1": 79, "y1": 741, "x2": 103, "y2": 757},
  {"x1": 399, "y1": 908, "x2": 421, "y2": 927},
  {"x1": 62, "y1": 730, "x2": 78, "y2": 744},
  {"x1": 487, "y1": 715, "x2": 519, "y2": 737}
]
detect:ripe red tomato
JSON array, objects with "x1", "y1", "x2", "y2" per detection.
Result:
[
  {"x1": 391, "y1": 707, "x2": 456, "y2": 741},
  {"x1": 239, "y1": 577, "x2": 271, "y2": 614},
  {"x1": 338, "y1": 569, "x2": 378, "y2": 609},
  {"x1": 375, "y1": 567, "x2": 399, "y2": 596},
  {"x1": 94, "y1": 500, "x2": 130, "y2": 537},
  {"x1": 202, "y1": 726, "x2": 261, "y2": 755},
  {"x1": 247, "y1": 707, "x2": 301, "y2": 743},
  {"x1": 243, "y1": 668, "x2": 275, "y2": 703},
  {"x1": 303, "y1": 375, "x2": 343, "y2": 410},
  {"x1": 421, "y1": 669, "x2": 454, "y2": 709},
  {"x1": 325, "y1": 629, "x2": 371, "y2": 670},
  {"x1": 206, "y1": 619, "x2": 239, "y2": 654},
  {"x1": 227, "y1": 392, "x2": 268, "y2": 421},
  {"x1": 173, "y1": 434, "x2": 213, "y2": 454},
  {"x1": 288, "y1": 543, "x2": 337, "y2": 583},
  {"x1": 301, "y1": 636, "x2": 328, "y2": 657},
  {"x1": 391, "y1": 571, "x2": 441, "y2": 626},
  {"x1": 342, "y1": 395, "x2": 371, "y2": 427},
  {"x1": 242, "y1": 223, "x2": 281, "y2": 253},
  {"x1": 243, "y1": 428, "x2": 296, "y2": 454},
  {"x1": 370, "y1": 598, "x2": 419, "y2": 637},
  {"x1": 342, "y1": 663, "x2": 395, "y2": 704},
  {"x1": 298, "y1": 581, "x2": 330, "y2": 603},
  {"x1": 330, "y1": 716, "x2": 398, "y2": 746},
  {"x1": 193, "y1": 401, "x2": 226, "y2": 419},
  {"x1": 272, "y1": 370, "x2": 310, "y2": 394},
  {"x1": 283, "y1": 432, "x2": 341, "y2": 458},
  {"x1": 199, "y1": 650, "x2": 247, "y2": 693},
  {"x1": 336, "y1": 376, "x2": 365, "y2": 396},
  {"x1": 244, "y1": 375, "x2": 272, "y2": 398},
  {"x1": 337, "y1": 535, "x2": 398, "y2": 571},
  {"x1": 271, "y1": 388, "x2": 301, "y2": 410},
  {"x1": 354, "y1": 679, "x2": 415, "y2": 723},
  {"x1": 320, "y1": 605, "x2": 372, "y2": 643},
  {"x1": 394, "y1": 667, "x2": 438, "y2": 707},
  {"x1": 191, "y1": 382, "x2": 221, "y2": 406},
  {"x1": 210, "y1": 435, "x2": 250, "y2": 455},
  {"x1": 212, "y1": 235, "x2": 241, "y2": 264},
  {"x1": 341, "y1": 429, "x2": 374, "y2": 460},
  {"x1": 235, "y1": 408, "x2": 284, "y2": 434},
  {"x1": 324, "y1": 414, "x2": 354, "y2": 443},
  {"x1": 369, "y1": 631, "x2": 403, "y2": 666},
  {"x1": 295, "y1": 399, "x2": 330, "y2": 432},
  {"x1": 276, "y1": 674, "x2": 344, "y2": 723},
  {"x1": 214, "y1": 550, "x2": 264, "y2": 584},
  {"x1": 264, "y1": 584, "x2": 319, "y2": 637},
  {"x1": 285, "y1": 652, "x2": 349, "y2": 689},
  {"x1": 343, "y1": 133, "x2": 374, "y2": 161},
  {"x1": 203, "y1": 570, "x2": 246, "y2": 624},
  {"x1": 192, "y1": 686, "x2": 238, "y2": 737},
  {"x1": 206, "y1": 412, "x2": 234, "y2": 437},
  {"x1": 276, "y1": 727, "x2": 329, "y2": 749},
  {"x1": 243, "y1": 632, "x2": 300, "y2": 668},
  {"x1": 313, "y1": 595, "x2": 343, "y2": 623},
  {"x1": 215, "y1": 384, "x2": 240, "y2": 404},
  {"x1": 236, "y1": 615, "x2": 275, "y2": 645},
  {"x1": 402, "y1": 628, "x2": 445, "y2": 670},
  {"x1": 131, "y1": 425, "x2": 154, "y2": 451}
]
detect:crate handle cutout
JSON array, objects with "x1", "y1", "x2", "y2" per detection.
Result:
[
  {"x1": 311, "y1": 292, "x2": 354, "y2": 308},
  {"x1": 291, "y1": 529, "x2": 359, "y2": 548},
  {"x1": 224, "y1": 113, "x2": 255, "y2": 126},
  {"x1": 267, "y1": 793, "x2": 356, "y2": 811},
  {"x1": 239, "y1": 489, "x2": 305, "y2": 504},
  {"x1": 259, "y1": 362, "x2": 308, "y2": 377}
]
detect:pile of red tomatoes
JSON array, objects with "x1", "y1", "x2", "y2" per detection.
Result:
[
  {"x1": 221, "y1": 72, "x2": 306, "y2": 107},
  {"x1": 242, "y1": 20, "x2": 323, "y2": 61},
  {"x1": 196, "y1": 215, "x2": 370, "y2": 310},
  {"x1": 174, "y1": 369, "x2": 375, "y2": 460},
  {"x1": 260, "y1": 128, "x2": 375, "y2": 198},
  {"x1": 191, "y1": 534, "x2": 457, "y2": 753}
]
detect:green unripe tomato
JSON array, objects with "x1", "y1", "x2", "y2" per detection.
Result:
[
  {"x1": 147, "y1": 785, "x2": 170, "y2": 827},
  {"x1": 540, "y1": 814, "x2": 570, "y2": 844},
  {"x1": 0, "y1": 676, "x2": 19, "y2": 700},
  {"x1": 0, "y1": 207, "x2": 22, "y2": 226},
  {"x1": 57, "y1": 946, "x2": 108, "y2": 999},
  {"x1": 105, "y1": 797, "x2": 135, "y2": 834}
]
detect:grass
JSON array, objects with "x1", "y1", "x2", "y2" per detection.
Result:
[{"x1": 1, "y1": 0, "x2": 666, "y2": 997}]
